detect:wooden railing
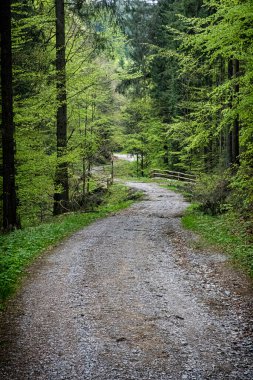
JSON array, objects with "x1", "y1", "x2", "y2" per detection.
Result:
[{"x1": 150, "y1": 169, "x2": 196, "y2": 184}]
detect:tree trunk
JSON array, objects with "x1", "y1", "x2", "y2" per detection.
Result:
[
  {"x1": 227, "y1": 59, "x2": 240, "y2": 166},
  {"x1": 0, "y1": 0, "x2": 20, "y2": 230},
  {"x1": 232, "y1": 59, "x2": 240, "y2": 164},
  {"x1": 204, "y1": 143, "x2": 213, "y2": 173},
  {"x1": 53, "y1": 0, "x2": 69, "y2": 215},
  {"x1": 218, "y1": 57, "x2": 226, "y2": 166},
  {"x1": 141, "y1": 152, "x2": 144, "y2": 177},
  {"x1": 163, "y1": 144, "x2": 169, "y2": 165},
  {"x1": 227, "y1": 59, "x2": 233, "y2": 165}
]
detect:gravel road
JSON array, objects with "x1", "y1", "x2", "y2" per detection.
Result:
[{"x1": 0, "y1": 182, "x2": 252, "y2": 380}]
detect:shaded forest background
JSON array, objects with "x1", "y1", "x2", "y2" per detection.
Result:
[{"x1": 0, "y1": 0, "x2": 253, "y2": 233}]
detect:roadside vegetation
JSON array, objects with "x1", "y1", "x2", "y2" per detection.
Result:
[{"x1": 182, "y1": 206, "x2": 253, "y2": 278}]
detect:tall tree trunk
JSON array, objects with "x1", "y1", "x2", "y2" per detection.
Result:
[
  {"x1": 204, "y1": 143, "x2": 213, "y2": 173},
  {"x1": 163, "y1": 144, "x2": 169, "y2": 165},
  {"x1": 227, "y1": 59, "x2": 240, "y2": 166},
  {"x1": 83, "y1": 104, "x2": 88, "y2": 199},
  {"x1": 141, "y1": 152, "x2": 144, "y2": 177},
  {"x1": 0, "y1": 0, "x2": 20, "y2": 230},
  {"x1": 218, "y1": 57, "x2": 226, "y2": 166},
  {"x1": 232, "y1": 59, "x2": 240, "y2": 164},
  {"x1": 53, "y1": 0, "x2": 69, "y2": 215}
]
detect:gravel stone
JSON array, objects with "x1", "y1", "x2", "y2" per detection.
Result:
[{"x1": 0, "y1": 182, "x2": 252, "y2": 379}]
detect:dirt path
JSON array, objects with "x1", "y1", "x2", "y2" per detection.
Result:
[{"x1": 0, "y1": 182, "x2": 252, "y2": 380}]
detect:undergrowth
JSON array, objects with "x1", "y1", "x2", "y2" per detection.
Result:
[
  {"x1": 182, "y1": 205, "x2": 253, "y2": 278},
  {"x1": 0, "y1": 184, "x2": 134, "y2": 308}
]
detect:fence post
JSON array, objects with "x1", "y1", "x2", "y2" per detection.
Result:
[{"x1": 111, "y1": 158, "x2": 114, "y2": 184}]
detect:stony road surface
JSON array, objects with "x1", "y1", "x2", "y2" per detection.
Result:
[{"x1": 0, "y1": 182, "x2": 252, "y2": 379}]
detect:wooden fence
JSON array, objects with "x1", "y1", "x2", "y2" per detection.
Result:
[{"x1": 150, "y1": 169, "x2": 196, "y2": 184}]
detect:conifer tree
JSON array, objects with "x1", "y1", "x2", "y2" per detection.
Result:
[
  {"x1": 54, "y1": 0, "x2": 69, "y2": 215},
  {"x1": 0, "y1": 0, "x2": 20, "y2": 230}
]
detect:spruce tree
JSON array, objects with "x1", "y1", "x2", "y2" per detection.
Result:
[
  {"x1": 0, "y1": 0, "x2": 20, "y2": 230},
  {"x1": 54, "y1": 0, "x2": 69, "y2": 215}
]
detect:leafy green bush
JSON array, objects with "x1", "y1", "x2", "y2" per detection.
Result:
[
  {"x1": 192, "y1": 173, "x2": 229, "y2": 215},
  {"x1": 229, "y1": 158, "x2": 253, "y2": 226}
]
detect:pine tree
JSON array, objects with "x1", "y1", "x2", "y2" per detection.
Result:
[
  {"x1": 54, "y1": 0, "x2": 69, "y2": 215},
  {"x1": 0, "y1": 0, "x2": 20, "y2": 230}
]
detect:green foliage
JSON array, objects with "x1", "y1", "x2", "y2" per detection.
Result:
[
  {"x1": 118, "y1": 0, "x2": 253, "y2": 235},
  {"x1": 182, "y1": 207, "x2": 253, "y2": 277},
  {"x1": 0, "y1": 1, "x2": 128, "y2": 227},
  {"x1": 178, "y1": 1, "x2": 253, "y2": 168},
  {"x1": 122, "y1": 97, "x2": 168, "y2": 174},
  {"x1": 229, "y1": 156, "x2": 253, "y2": 224},
  {"x1": 173, "y1": 0, "x2": 253, "y2": 230},
  {"x1": 113, "y1": 158, "x2": 137, "y2": 178},
  {"x1": 192, "y1": 173, "x2": 229, "y2": 215},
  {"x1": 0, "y1": 183, "x2": 133, "y2": 308}
]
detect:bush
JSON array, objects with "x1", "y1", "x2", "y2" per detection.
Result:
[
  {"x1": 229, "y1": 159, "x2": 253, "y2": 225},
  {"x1": 193, "y1": 173, "x2": 230, "y2": 215}
]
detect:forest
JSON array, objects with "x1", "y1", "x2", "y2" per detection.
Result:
[
  {"x1": 1, "y1": 2, "x2": 253, "y2": 376},
  {"x1": 0, "y1": 1, "x2": 253, "y2": 238}
]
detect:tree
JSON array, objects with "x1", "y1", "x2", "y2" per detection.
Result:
[
  {"x1": 54, "y1": 0, "x2": 69, "y2": 215},
  {"x1": 123, "y1": 97, "x2": 165, "y2": 175},
  {"x1": 11, "y1": 0, "x2": 57, "y2": 225},
  {"x1": 0, "y1": 0, "x2": 20, "y2": 230}
]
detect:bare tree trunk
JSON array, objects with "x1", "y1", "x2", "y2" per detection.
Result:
[
  {"x1": 111, "y1": 158, "x2": 114, "y2": 184},
  {"x1": 163, "y1": 144, "x2": 169, "y2": 165},
  {"x1": 87, "y1": 162, "x2": 91, "y2": 194},
  {"x1": 227, "y1": 59, "x2": 240, "y2": 166},
  {"x1": 53, "y1": 0, "x2": 69, "y2": 215},
  {"x1": 83, "y1": 104, "x2": 88, "y2": 199},
  {"x1": 141, "y1": 152, "x2": 144, "y2": 177},
  {"x1": 217, "y1": 57, "x2": 227, "y2": 167},
  {"x1": 1, "y1": 0, "x2": 20, "y2": 230},
  {"x1": 227, "y1": 60, "x2": 233, "y2": 165},
  {"x1": 232, "y1": 59, "x2": 240, "y2": 164},
  {"x1": 204, "y1": 143, "x2": 213, "y2": 173}
]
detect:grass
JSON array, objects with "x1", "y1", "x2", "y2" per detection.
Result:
[
  {"x1": 0, "y1": 184, "x2": 134, "y2": 308},
  {"x1": 182, "y1": 205, "x2": 253, "y2": 278}
]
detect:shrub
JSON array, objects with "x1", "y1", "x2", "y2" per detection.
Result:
[
  {"x1": 229, "y1": 158, "x2": 253, "y2": 226},
  {"x1": 193, "y1": 173, "x2": 230, "y2": 215}
]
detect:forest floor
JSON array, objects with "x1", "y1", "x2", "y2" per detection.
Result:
[{"x1": 0, "y1": 182, "x2": 252, "y2": 380}]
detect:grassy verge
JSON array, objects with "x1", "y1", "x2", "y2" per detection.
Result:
[
  {"x1": 0, "y1": 184, "x2": 134, "y2": 308},
  {"x1": 182, "y1": 205, "x2": 253, "y2": 278}
]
